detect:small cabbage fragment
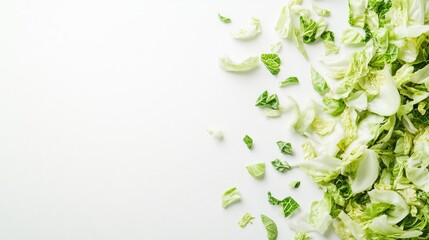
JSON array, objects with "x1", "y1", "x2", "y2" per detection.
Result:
[
  {"x1": 277, "y1": 141, "x2": 292, "y2": 155},
  {"x1": 294, "y1": 232, "x2": 309, "y2": 240},
  {"x1": 348, "y1": 0, "x2": 366, "y2": 27},
  {"x1": 270, "y1": 41, "x2": 283, "y2": 53},
  {"x1": 313, "y1": 4, "x2": 330, "y2": 17},
  {"x1": 207, "y1": 129, "x2": 224, "y2": 140},
  {"x1": 295, "y1": 155, "x2": 342, "y2": 183},
  {"x1": 271, "y1": 158, "x2": 291, "y2": 173},
  {"x1": 218, "y1": 56, "x2": 259, "y2": 72},
  {"x1": 231, "y1": 17, "x2": 261, "y2": 40},
  {"x1": 341, "y1": 29, "x2": 365, "y2": 45},
  {"x1": 218, "y1": 13, "x2": 231, "y2": 23},
  {"x1": 350, "y1": 149, "x2": 380, "y2": 194},
  {"x1": 309, "y1": 193, "x2": 333, "y2": 234},
  {"x1": 367, "y1": 65, "x2": 400, "y2": 116},
  {"x1": 310, "y1": 66, "x2": 329, "y2": 96},
  {"x1": 368, "y1": 215, "x2": 422, "y2": 238},
  {"x1": 261, "y1": 214, "x2": 278, "y2": 240},
  {"x1": 261, "y1": 53, "x2": 281, "y2": 75},
  {"x1": 221, "y1": 187, "x2": 241, "y2": 208},
  {"x1": 268, "y1": 192, "x2": 300, "y2": 218},
  {"x1": 238, "y1": 213, "x2": 254, "y2": 228},
  {"x1": 246, "y1": 163, "x2": 265, "y2": 178},
  {"x1": 334, "y1": 211, "x2": 366, "y2": 240},
  {"x1": 243, "y1": 135, "x2": 253, "y2": 149},
  {"x1": 368, "y1": 189, "x2": 409, "y2": 224},
  {"x1": 275, "y1": 6, "x2": 293, "y2": 39},
  {"x1": 279, "y1": 76, "x2": 299, "y2": 87}
]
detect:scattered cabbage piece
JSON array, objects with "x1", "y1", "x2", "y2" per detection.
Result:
[
  {"x1": 261, "y1": 214, "x2": 278, "y2": 240},
  {"x1": 309, "y1": 193, "x2": 333, "y2": 234},
  {"x1": 270, "y1": 41, "x2": 283, "y2": 53},
  {"x1": 231, "y1": 17, "x2": 261, "y2": 40},
  {"x1": 294, "y1": 232, "x2": 309, "y2": 240},
  {"x1": 221, "y1": 187, "x2": 241, "y2": 208},
  {"x1": 238, "y1": 213, "x2": 254, "y2": 228},
  {"x1": 312, "y1": 4, "x2": 330, "y2": 17},
  {"x1": 348, "y1": 0, "x2": 366, "y2": 27},
  {"x1": 367, "y1": 65, "x2": 400, "y2": 116},
  {"x1": 246, "y1": 163, "x2": 265, "y2": 178},
  {"x1": 341, "y1": 29, "x2": 365, "y2": 45},
  {"x1": 207, "y1": 129, "x2": 224, "y2": 140},
  {"x1": 218, "y1": 56, "x2": 259, "y2": 72},
  {"x1": 218, "y1": 13, "x2": 231, "y2": 23}
]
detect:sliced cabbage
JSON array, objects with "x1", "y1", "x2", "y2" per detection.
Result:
[
  {"x1": 231, "y1": 17, "x2": 261, "y2": 40},
  {"x1": 218, "y1": 56, "x2": 259, "y2": 72}
]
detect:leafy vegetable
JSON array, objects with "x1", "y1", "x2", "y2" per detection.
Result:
[
  {"x1": 270, "y1": 41, "x2": 283, "y2": 53},
  {"x1": 246, "y1": 163, "x2": 265, "y2": 178},
  {"x1": 341, "y1": 29, "x2": 364, "y2": 45},
  {"x1": 268, "y1": 192, "x2": 300, "y2": 218},
  {"x1": 289, "y1": 180, "x2": 301, "y2": 188},
  {"x1": 261, "y1": 53, "x2": 281, "y2": 75},
  {"x1": 321, "y1": 31, "x2": 339, "y2": 55},
  {"x1": 231, "y1": 17, "x2": 261, "y2": 40},
  {"x1": 300, "y1": 17, "x2": 318, "y2": 44},
  {"x1": 207, "y1": 129, "x2": 223, "y2": 140},
  {"x1": 310, "y1": 66, "x2": 329, "y2": 96},
  {"x1": 218, "y1": 13, "x2": 231, "y2": 23},
  {"x1": 216, "y1": 0, "x2": 429, "y2": 239},
  {"x1": 243, "y1": 135, "x2": 253, "y2": 149},
  {"x1": 294, "y1": 232, "x2": 309, "y2": 240},
  {"x1": 218, "y1": 56, "x2": 259, "y2": 72},
  {"x1": 279, "y1": 76, "x2": 299, "y2": 87},
  {"x1": 238, "y1": 213, "x2": 254, "y2": 228},
  {"x1": 309, "y1": 193, "x2": 333, "y2": 234},
  {"x1": 276, "y1": 141, "x2": 292, "y2": 155},
  {"x1": 255, "y1": 90, "x2": 280, "y2": 110},
  {"x1": 261, "y1": 214, "x2": 278, "y2": 240},
  {"x1": 221, "y1": 187, "x2": 241, "y2": 208},
  {"x1": 271, "y1": 158, "x2": 291, "y2": 172},
  {"x1": 312, "y1": 5, "x2": 330, "y2": 17}
]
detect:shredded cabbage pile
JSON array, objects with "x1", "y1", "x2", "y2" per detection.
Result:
[
  {"x1": 218, "y1": 0, "x2": 429, "y2": 239},
  {"x1": 286, "y1": 0, "x2": 429, "y2": 239}
]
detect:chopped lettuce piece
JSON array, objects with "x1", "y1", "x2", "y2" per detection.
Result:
[
  {"x1": 270, "y1": 41, "x2": 283, "y2": 53},
  {"x1": 207, "y1": 129, "x2": 224, "y2": 140},
  {"x1": 256, "y1": 90, "x2": 280, "y2": 110},
  {"x1": 246, "y1": 163, "x2": 265, "y2": 178},
  {"x1": 279, "y1": 76, "x2": 299, "y2": 87},
  {"x1": 341, "y1": 29, "x2": 365, "y2": 45},
  {"x1": 310, "y1": 66, "x2": 329, "y2": 96},
  {"x1": 218, "y1": 13, "x2": 231, "y2": 23},
  {"x1": 277, "y1": 141, "x2": 292, "y2": 155},
  {"x1": 313, "y1": 4, "x2": 331, "y2": 17},
  {"x1": 238, "y1": 213, "x2": 254, "y2": 228},
  {"x1": 309, "y1": 193, "x2": 333, "y2": 234},
  {"x1": 243, "y1": 135, "x2": 253, "y2": 149},
  {"x1": 294, "y1": 232, "x2": 310, "y2": 240},
  {"x1": 268, "y1": 192, "x2": 300, "y2": 218},
  {"x1": 348, "y1": 0, "x2": 366, "y2": 27},
  {"x1": 231, "y1": 17, "x2": 261, "y2": 40},
  {"x1": 271, "y1": 158, "x2": 291, "y2": 172},
  {"x1": 300, "y1": 17, "x2": 318, "y2": 44},
  {"x1": 219, "y1": 56, "x2": 259, "y2": 72},
  {"x1": 221, "y1": 187, "x2": 241, "y2": 208},
  {"x1": 261, "y1": 214, "x2": 278, "y2": 240},
  {"x1": 289, "y1": 180, "x2": 301, "y2": 188},
  {"x1": 261, "y1": 53, "x2": 281, "y2": 75}
]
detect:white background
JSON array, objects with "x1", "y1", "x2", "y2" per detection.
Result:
[{"x1": 0, "y1": 0, "x2": 350, "y2": 239}]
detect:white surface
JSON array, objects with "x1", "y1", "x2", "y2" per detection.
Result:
[{"x1": 0, "y1": 0, "x2": 350, "y2": 239}]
